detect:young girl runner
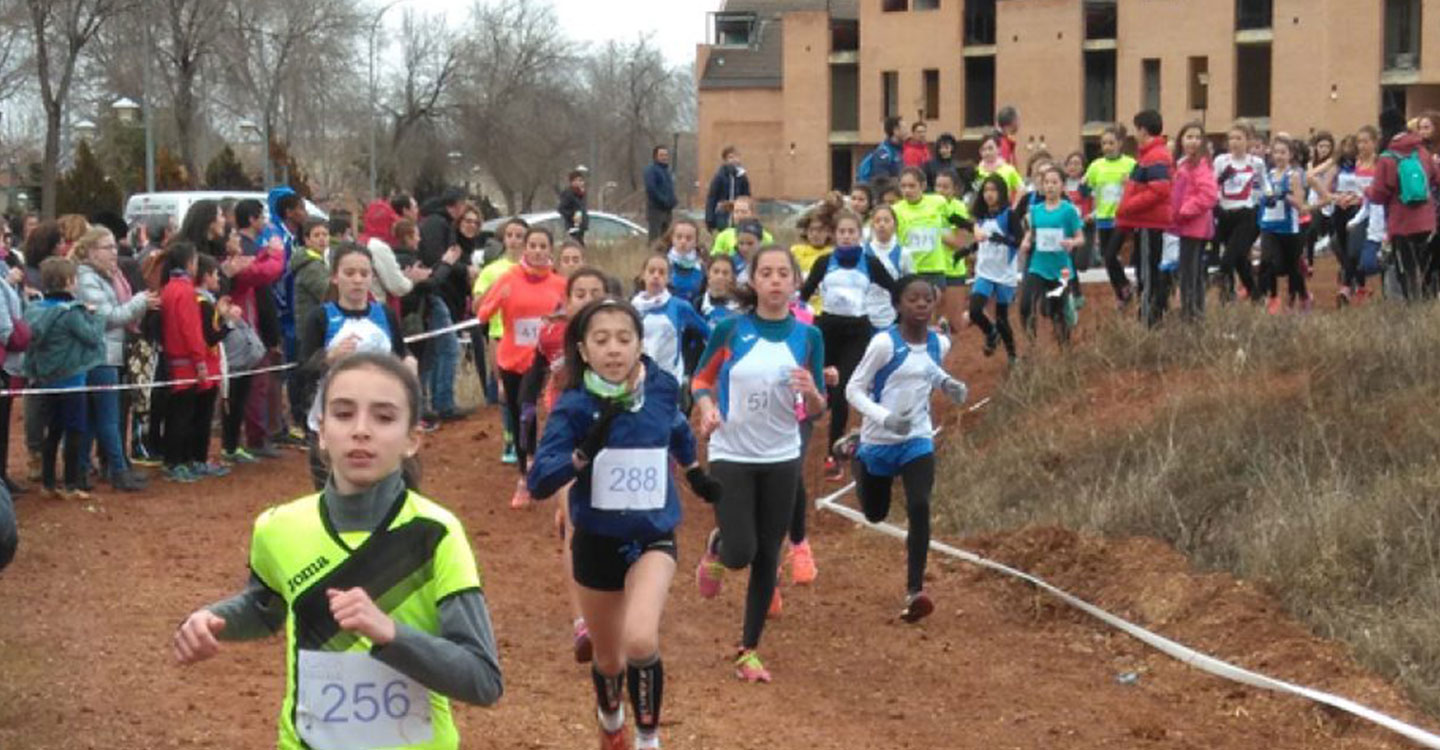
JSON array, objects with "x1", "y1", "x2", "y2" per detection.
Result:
[
  {"x1": 731, "y1": 220, "x2": 765, "y2": 285},
  {"x1": 528, "y1": 298, "x2": 722, "y2": 750},
  {"x1": 1315, "y1": 128, "x2": 1378, "y2": 303},
  {"x1": 968, "y1": 175, "x2": 1021, "y2": 362},
  {"x1": 697, "y1": 255, "x2": 741, "y2": 325},
  {"x1": 849, "y1": 183, "x2": 874, "y2": 242},
  {"x1": 475, "y1": 226, "x2": 568, "y2": 507},
  {"x1": 173, "y1": 352, "x2": 503, "y2": 750},
  {"x1": 692, "y1": 245, "x2": 826, "y2": 684},
  {"x1": 1019, "y1": 166, "x2": 1084, "y2": 343},
  {"x1": 664, "y1": 220, "x2": 706, "y2": 304},
  {"x1": 975, "y1": 134, "x2": 1025, "y2": 207},
  {"x1": 1084, "y1": 126, "x2": 1138, "y2": 307},
  {"x1": 1170, "y1": 120, "x2": 1219, "y2": 322},
  {"x1": 799, "y1": 210, "x2": 897, "y2": 482},
  {"x1": 790, "y1": 207, "x2": 836, "y2": 314},
  {"x1": 558, "y1": 238, "x2": 586, "y2": 277},
  {"x1": 894, "y1": 166, "x2": 969, "y2": 332},
  {"x1": 1258, "y1": 136, "x2": 1310, "y2": 314},
  {"x1": 1212, "y1": 123, "x2": 1267, "y2": 303},
  {"x1": 299, "y1": 245, "x2": 414, "y2": 489},
  {"x1": 473, "y1": 217, "x2": 526, "y2": 464},
  {"x1": 633, "y1": 254, "x2": 711, "y2": 387},
  {"x1": 524, "y1": 268, "x2": 611, "y2": 664},
  {"x1": 837, "y1": 276, "x2": 968, "y2": 621},
  {"x1": 1063, "y1": 151, "x2": 1095, "y2": 299},
  {"x1": 932, "y1": 170, "x2": 975, "y2": 326}
]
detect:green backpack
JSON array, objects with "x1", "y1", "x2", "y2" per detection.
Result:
[{"x1": 1383, "y1": 149, "x2": 1431, "y2": 206}]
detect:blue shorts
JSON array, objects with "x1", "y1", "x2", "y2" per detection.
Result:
[
  {"x1": 971, "y1": 278, "x2": 1016, "y2": 305},
  {"x1": 857, "y1": 438, "x2": 934, "y2": 478}
]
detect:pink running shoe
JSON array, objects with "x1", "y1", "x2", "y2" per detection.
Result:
[
  {"x1": 788, "y1": 540, "x2": 817, "y2": 585},
  {"x1": 734, "y1": 648, "x2": 772, "y2": 683},
  {"x1": 510, "y1": 479, "x2": 532, "y2": 509},
  {"x1": 696, "y1": 528, "x2": 724, "y2": 598}
]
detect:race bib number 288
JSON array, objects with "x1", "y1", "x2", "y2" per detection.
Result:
[
  {"x1": 591, "y1": 447, "x2": 667, "y2": 511},
  {"x1": 296, "y1": 650, "x2": 433, "y2": 750}
]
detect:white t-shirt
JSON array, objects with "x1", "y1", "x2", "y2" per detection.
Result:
[{"x1": 845, "y1": 330, "x2": 952, "y2": 446}]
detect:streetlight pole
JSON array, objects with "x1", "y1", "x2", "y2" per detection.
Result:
[
  {"x1": 369, "y1": 0, "x2": 405, "y2": 199},
  {"x1": 143, "y1": 23, "x2": 155, "y2": 192}
]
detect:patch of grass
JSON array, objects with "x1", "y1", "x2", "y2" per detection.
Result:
[{"x1": 940, "y1": 301, "x2": 1440, "y2": 715}]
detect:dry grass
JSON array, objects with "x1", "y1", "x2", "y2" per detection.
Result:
[{"x1": 939, "y1": 301, "x2": 1440, "y2": 716}]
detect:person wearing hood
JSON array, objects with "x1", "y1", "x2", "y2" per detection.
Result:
[
  {"x1": 259, "y1": 187, "x2": 310, "y2": 442},
  {"x1": 857, "y1": 117, "x2": 904, "y2": 186},
  {"x1": 557, "y1": 169, "x2": 590, "y2": 242},
  {"x1": 416, "y1": 188, "x2": 473, "y2": 422},
  {"x1": 705, "y1": 146, "x2": 752, "y2": 232},
  {"x1": 361, "y1": 196, "x2": 432, "y2": 314},
  {"x1": 924, "y1": 133, "x2": 961, "y2": 192},
  {"x1": 1367, "y1": 127, "x2": 1440, "y2": 300}
]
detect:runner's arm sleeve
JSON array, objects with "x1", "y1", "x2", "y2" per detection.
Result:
[
  {"x1": 845, "y1": 334, "x2": 893, "y2": 425},
  {"x1": 372, "y1": 589, "x2": 503, "y2": 706},
  {"x1": 798, "y1": 256, "x2": 827, "y2": 302},
  {"x1": 668, "y1": 409, "x2": 697, "y2": 466},
  {"x1": 690, "y1": 317, "x2": 736, "y2": 400},
  {"x1": 805, "y1": 325, "x2": 827, "y2": 397},
  {"x1": 207, "y1": 573, "x2": 287, "y2": 640},
  {"x1": 868, "y1": 256, "x2": 897, "y2": 292},
  {"x1": 527, "y1": 394, "x2": 584, "y2": 498},
  {"x1": 679, "y1": 302, "x2": 711, "y2": 341}
]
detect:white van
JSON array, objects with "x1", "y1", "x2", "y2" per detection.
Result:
[{"x1": 123, "y1": 191, "x2": 328, "y2": 230}]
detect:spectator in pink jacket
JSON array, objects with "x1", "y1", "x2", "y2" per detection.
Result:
[{"x1": 1169, "y1": 120, "x2": 1219, "y2": 321}]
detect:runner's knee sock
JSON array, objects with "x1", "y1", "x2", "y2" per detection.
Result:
[
  {"x1": 591, "y1": 666, "x2": 625, "y2": 731},
  {"x1": 626, "y1": 654, "x2": 664, "y2": 738}
]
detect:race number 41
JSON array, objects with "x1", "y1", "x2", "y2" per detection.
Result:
[{"x1": 296, "y1": 650, "x2": 433, "y2": 750}]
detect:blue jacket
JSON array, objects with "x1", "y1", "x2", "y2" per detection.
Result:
[
  {"x1": 858, "y1": 140, "x2": 902, "y2": 184},
  {"x1": 705, "y1": 164, "x2": 752, "y2": 231},
  {"x1": 644, "y1": 162, "x2": 677, "y2": 212},
  {"x1": 667, "y1": 261, "x2": 705, "y2": 304},
  {"x1": 259, "y1": 186, "x2": 298, "y2": 335},
  {"x1": 528, "y1": 357, "x2": 697, "y2": 540}
]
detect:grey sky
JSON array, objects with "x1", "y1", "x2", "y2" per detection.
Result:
[{"x1": 404, "y1": 0, "x2": 724, "y2": 65}]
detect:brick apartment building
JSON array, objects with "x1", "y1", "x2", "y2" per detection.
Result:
[{"x1": 696, "y1": 0, "x2": 1440, "y2": 202}]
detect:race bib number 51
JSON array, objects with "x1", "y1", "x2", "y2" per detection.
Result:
[{"x1": 296, "y1": 650, "x2": 433, "y2": 750}]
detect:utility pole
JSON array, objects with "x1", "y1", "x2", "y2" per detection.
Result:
[{"x1": 143, "y1": 23, "x2": 155, "y2": 192}]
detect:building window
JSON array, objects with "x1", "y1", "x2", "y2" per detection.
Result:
[
  {"x1": 1084, "y1": 0, "x2": 1117, "y2": 40},
  {"x1": 1235, "y1": 0, "x2": 1272, "y2": 31},
  {"x1": 831, "y1": 19, "x2": 859, "y2": 52},
  {"x1": 1141, "y1": 59, "x2": 1161, "y2": 112},
  {"x1": 1235, "y1": 44, "x2": 1271, "y2": 117},
  {"x1": 882, "y1": 71, "x2": 899, "y2": 120},
  {"x1": 1188, "y1": 56, "x2": 1209, "y2": 110},
  {"x1": 1084, "y1": 50, "x2": 1116, "y2": 123},
  {"x1": 1385, "y1": 0, "x2": 1421, "y2": 70},
  {"x1": 964, "y1": 0, "x2": 996, "y2": 46},
  {"x1": 964, "y1": 57, "x2": 995, "y2": 128},
  {"x1": 914, "y1": 0, "x2": 940, "y2": 9},
  {"x1": 713, "y1": 13, "x2": 756, "y2": 47},
  {"x1": 923, "y1": 69, "x2": 940, "y2": 120},
  {"x1": 832, "y1": 66, "x2": 859, "y2": 132},
  {"x1": 883, "y1": 0, "x2": 907, "y2": 11}
]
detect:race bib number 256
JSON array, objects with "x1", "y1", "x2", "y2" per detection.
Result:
[{"x1": 296, "y1": 650, "x2": 433, "y2": 750}]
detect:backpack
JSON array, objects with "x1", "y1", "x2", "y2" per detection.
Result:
[
  {"x1": 220, "y1": 318, "x2": 266, "y2": 370},
  {"x1": 1383, "y1": 149, "x2": 1431, "y2": 207}
]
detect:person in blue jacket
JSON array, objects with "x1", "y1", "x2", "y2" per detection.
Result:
[
  {"x1": 258, "y1": 186, "x2": 310, "y2": 441},
  {"x1": 633, "y1": 254, "x2": 710, "y2": 388},
  {"x1": 644, "y1": 145, "x2": 677, "y2": 242},
  {"x1": 857, "y1": 116, "x2": 905, "y2": 185},
  {"x1": 528, "y1": 297, "x2": 722, "y2": 750}
]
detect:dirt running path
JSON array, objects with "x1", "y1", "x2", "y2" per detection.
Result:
[{"x1": 1, "y1": 259, "x2": 1429, "y2": 750}]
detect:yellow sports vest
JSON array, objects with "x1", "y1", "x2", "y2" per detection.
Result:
[{"x1": 249, "y1": 489, "x2": 482, "y2": 750}]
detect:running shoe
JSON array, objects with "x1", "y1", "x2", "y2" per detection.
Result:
[
  {"x1": 767, "y1": 587, "x2": 783, "y2": 618},
  {"x1": 1115, "y1": 284, "x2": 1134, "y2": 311},
  {"x1": 1336, "y1": 287, "x2": 1351, "y2": 308},
  {"x1": 831, "y1": 431, "x2": 861, "y2": 461},
  {"x1": 900, "y1": 591, "x2": 935, "y2": 623},
  {"x1": 438, "y1": 406, "x2": 477, "y2": 422},
  {"x1": 165, "y1": 464, "x2": 198, "y2": 483},
  {"x1": 982, "y1": 328, "x2": 999, "y2": 357},
  {"x1": 823, "y1": 456, "x2": 844, "y2": 483},
  {"x1": 111, "y1": 471, "x2": 147, "y2": 492},
  {"x1": 1266, "y1": 295, "x2": 1284, "y2": 316},
  {"x1": 59, "y1": 486, "x2": 93, "y2": 501},
  {"x1": 734, "y1": 648, "x2": 771, "y2": 683},
  {"x1": 634, "y1": 730, "x2": 661, "y2": 750},
  {"x1": 788, "y1": 540, "x2": 817, "y2": 585},
  {"x1": 249, "y1": 443, "x2": 282, "y2": 459},
  {"x1": 130, "y1": 453, "x2": 163, "y2": 468},
  {"x1": 221, "y1": 448, "x2": 260, "y2": 465},
  {"x1": 509, "y1": 479, "x2": 532, "y2": 509},
  {"x1": 696, "y1": 528, "x2": 724, "y2": 599},
  {"x1": 1236, "y1": 285, "x2": 1250, "y2": 302},
  {"x1": 276, "y1": 427, "x2": 308, "y2": 448},
  {"x1": 501, "y1": 440, "x2": 518, "y2": 465},
  {"x1": 573, "y1": 619, "x2": 594, "y2": 664},
  {"x1": 1300, "y1": 292, "x2": 1314, "y2": 314},
  {"x1": 598, "y1": 725, "x2": 629, "y2": 750},
  {"x1": 190, "y1": 461, "x2": 231, "y2": 478}
]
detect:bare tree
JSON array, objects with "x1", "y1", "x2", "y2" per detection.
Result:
[
  {"x1": 25, "y1": 0, "x2": 130, "y2": 217},
  {"x1": 0, "y1": 1, "x2": 31, "y2": 106},
  {"x1": 380, "y1": 8, "x2": 464, "y2": 191},
  {"x1": 155, "y1": 0, "x2": 224, "y2": 184}
]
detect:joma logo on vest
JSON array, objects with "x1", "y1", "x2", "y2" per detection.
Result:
[{"x1": 287, "y1": 556, "x2": 331, "y2": 593}]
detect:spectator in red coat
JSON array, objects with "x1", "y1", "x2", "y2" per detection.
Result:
[
  {"x1": 1115, "y1": 109, "x2": 1173, "y2": 326},
  {"x1": 159, "y1": 242, "x2": 217, "y2": 482},
  {"x1": 902, "y1": 122, "x2": 932, "y2": 169}
]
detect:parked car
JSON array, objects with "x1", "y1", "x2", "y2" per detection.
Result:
[
  {"x1": 123, "y1": 190, "x2": 328, "y2": 231},
  {"x1": 479, "y1": 210, "x2": 646, "y2": 247}
]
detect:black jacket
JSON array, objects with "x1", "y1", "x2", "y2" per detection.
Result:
[
  {"x1": 558, "y1": 187, "x2": 589, "y2": 238},
  {"x1": 705, "y1": 164, "x2": 751, "y2": 231}
]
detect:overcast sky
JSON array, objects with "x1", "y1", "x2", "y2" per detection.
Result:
[{"x1": 405, "y1": 0, "x2": 724, "y2": 65}]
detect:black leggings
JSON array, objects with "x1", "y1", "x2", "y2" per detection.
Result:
[
  {"x1": 1259, "y1": 232, "x2": 1307, "y2": 301},
  {"x1": 709, "y1": 459, "x2": 801, "y2": 650},
  {"x1": 1177, "y1": 237, "x2": 1207, "y2": 321},
  {"x1": 500, "y1": 367, "x2": 535, "y2": 474},
  {"x1": 1214, "y1": 208, "x2": 1259, "y2": 300},
  {"x1": 1099, "y1": 226, "x2": 1129, "y2": 297},
  {"x1": 164, "y1": 387, "x2": 217, "y2": 469},
  {"x1": 1018, "y1": 272, "x2": 1069, "y2": 339},
  {"x1": 221, "y1": 374, "x2": 254, "y2": 454},
  {"x1": 857, "y1": 453, "x2": 935, "y2": 594},
  {"x1": 817, "y1": 314, "x2": 871, "y2": 458},
  {"x1": 967, "y1": 290, "x2": 1015, "y2": 357},
  {"x1": 789, "y1": 420, "x2": 813, "y2": 545},
  {"x1": 1331, "y1": 205, "x2": 1362, "y2": 289},
  {"x1": 1128, "y1": 228, "x2": 1168, "y2": 326},
  {"x1": 1392, "y1": 232, "x2": 1430, "y2": 301}
]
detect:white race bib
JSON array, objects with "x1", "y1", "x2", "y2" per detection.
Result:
[
  {"x1": 1225, "y1": 172, "x2": 1252, "y2": 194},
  {"x1": 591, "y1": 447, "x2": 667, "y2": 511},
  {"x1": 1336, "y1": 172, "x2": 1359, "y2": 195},
  {"x1": 1100, "y1": 183, "x2": 1124, "y2": 204},
  {"x1": 1262, "y1": 199, "x2": 1287, "y2": 224},
  {"x1": 826, "y1": 285, "x2": 866, "y2": 317},
  {"x1": 1036, "y1": 228, "x2": 1064, "y2": 253},
  {"x1": 295, "y1": 650, "x2": 433, "y2": 750},
  {"x1": 905, "y1": 227, "x2": 939, "y2": 252},
  {"x1": 513, "y1": 317, "x2": 542, "y2": 347}
]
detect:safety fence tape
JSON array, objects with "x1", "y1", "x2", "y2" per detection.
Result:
[
  {"x1": 0, "y1": 316, "x2": 485, "y2": 397},
  {"x1": 813, "y1": 472, "x2": 1440, "y2": 748}
]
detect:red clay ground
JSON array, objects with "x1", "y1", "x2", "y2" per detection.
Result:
[{"x1": 2, "y1": 257, "x2": 1432, "y2": 749}]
